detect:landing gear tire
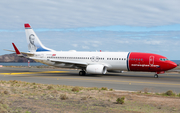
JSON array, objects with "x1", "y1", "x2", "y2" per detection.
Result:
[
  {"x1": 79, "y1": 71, "x2": 86, "y2": 76},
  {"x1": 154, "y1": 74, "x2": 158, "y2": 78}
]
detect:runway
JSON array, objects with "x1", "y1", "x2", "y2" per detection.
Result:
[{"x1": 0, "y1": 67, "x2": 180, "y2": 93}]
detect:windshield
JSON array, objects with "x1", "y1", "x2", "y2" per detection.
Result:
[{"x1": 160, "y1": 58, "x2": 169, "y2": 61}]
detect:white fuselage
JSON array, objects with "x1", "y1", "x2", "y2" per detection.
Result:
[{"x1": 32, "y1": 51, "x2": 129, "y2": 71}]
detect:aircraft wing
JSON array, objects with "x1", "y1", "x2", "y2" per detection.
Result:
[{"x1": 29, "y1": 57, "x2": 88, "y2": 66}]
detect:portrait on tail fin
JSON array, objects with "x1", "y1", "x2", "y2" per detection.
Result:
[{"x1": 28, "y1": 34, "x2": 37, "y2": 52}]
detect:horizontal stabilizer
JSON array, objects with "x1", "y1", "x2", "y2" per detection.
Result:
[
  {"x1": 4, "y1": 43, "x2": 34, "y2": 57},
  {"x1": 4, "y1": 49, "x2": 34, "y2": 56}
]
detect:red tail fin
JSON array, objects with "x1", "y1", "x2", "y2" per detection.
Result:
[{"x1": 12, "y1": 43, "x2": 21, "y2": 55}]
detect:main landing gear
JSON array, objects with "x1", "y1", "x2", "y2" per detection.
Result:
[
  {"x1": 154, "y1": 74, "x2": 158, "y2": 78},
  {"x1": 79, "y1": 70, "x2": 86, "y2": 76}
]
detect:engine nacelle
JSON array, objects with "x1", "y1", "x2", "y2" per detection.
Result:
[{"x1": 86, "y1": 65, "x2": 107, "y2": 74}]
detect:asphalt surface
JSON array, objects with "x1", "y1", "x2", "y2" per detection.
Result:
[{"x1": 0, "y1": 67, "x2": 180, "y2": 93}]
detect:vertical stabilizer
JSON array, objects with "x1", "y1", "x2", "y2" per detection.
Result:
[{"x1": 24, "y1": 23, "x2": 54, "y2": 52}]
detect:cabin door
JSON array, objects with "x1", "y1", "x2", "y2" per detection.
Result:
[{"x1": 149, "y1": 56, "x2": 154, "y2": 65}]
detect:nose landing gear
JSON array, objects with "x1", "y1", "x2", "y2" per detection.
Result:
[
  {"x1": 154, "y1": 71, "x2": 164, "y2": 78},
  {"x1": 154, "y1": 74, "x2": 158, "y2": 78}
]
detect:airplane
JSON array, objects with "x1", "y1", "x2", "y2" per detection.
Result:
[{"x1": 5, "y1": 23, "x2": 177, "y2": 78}]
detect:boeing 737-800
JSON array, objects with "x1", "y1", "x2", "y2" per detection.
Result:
[{"x1": 5, "y1": 23, "x2": 177, "y2": 78}]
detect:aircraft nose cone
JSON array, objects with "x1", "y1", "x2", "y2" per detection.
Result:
[{"x1": 169, "y1": 61, "x2": 177, "y2": 69}]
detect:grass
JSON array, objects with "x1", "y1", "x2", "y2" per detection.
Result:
[
  {"x1": 135, "y1": 88, "x2": 180, "y2": 98},
  {"x1": 0, "y1": 80, "x2": 179, "y2": 113}
]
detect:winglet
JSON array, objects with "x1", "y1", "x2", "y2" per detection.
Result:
[{"x1": 12, "y1": 43, "x2": 23, "y2": 57}]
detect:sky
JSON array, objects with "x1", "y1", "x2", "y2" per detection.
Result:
[{"x1": 0, "y1": 0, "x2": 180, "y2": 59}]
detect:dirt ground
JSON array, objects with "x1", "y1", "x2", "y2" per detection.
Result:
[{"x1": 0, "y1": 80, "x2": 180, "y2": 113}]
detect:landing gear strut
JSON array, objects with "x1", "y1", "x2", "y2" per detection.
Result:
[
  {"x1": 79, "y1": 70, "x2": 86, "y2": 76},
  {"x1": 154, "y1": 74, "x2": 158, "y2": 78}
]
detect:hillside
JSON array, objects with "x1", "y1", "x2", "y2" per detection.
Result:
[{"x1": 0, "y1": 53, "x2": 35, "y2": 63}]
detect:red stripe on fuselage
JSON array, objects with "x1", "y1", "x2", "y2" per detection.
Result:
[{"x1": 128, "y1": 52, "x2": 177, "y2": 72}]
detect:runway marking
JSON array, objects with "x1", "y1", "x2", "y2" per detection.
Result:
[{"x1": 0, "y1": 71, "x2": 69, "y2": 75}]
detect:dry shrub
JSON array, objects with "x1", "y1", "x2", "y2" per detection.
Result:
[
  {"x1": 116, "y1": 97, "x2": 125, "y2": 104},
  {"x1": 4, "y1": 90, "x2": 9, "y2": 95},
  {"x1": 32, "y1": 82, "x2": 36, "y2": 85},
  {"x1": 86, "y1": 87, "x2": 99, "y2": 91},
  {"x1": 33, "y1": 86, "x2": 37, "y2": 89},
  {"x1": 72, "y1": 86, "x2": 80, "y2": 92},
  {"x1": 165, "y1": 90, "x2": 174, "y2": 96},
  {"x1": 101, "y1": 87, "x2": 108, "y2": 90},
  {"x1": 47, "y1": 86, "x2": 54, "y2": 90},
  {"x1": 178, "y1": 93, "x2": 180, "y2": 98},
  {"x1": 12, "y1": 80, "x2": 18, "y2": 83},
  {"x1": 60, "y1": 94, "x2": 68, "y2": 100}
]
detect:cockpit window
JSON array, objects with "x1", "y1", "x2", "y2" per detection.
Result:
[{"x1": 160, "y1": 58, "x2": 169, "y2": 61}]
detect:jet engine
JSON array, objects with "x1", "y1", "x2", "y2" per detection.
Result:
[{"x1": 86, "y1": 65, "x2": 107, "y2": 74}]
